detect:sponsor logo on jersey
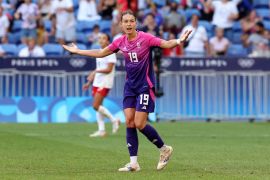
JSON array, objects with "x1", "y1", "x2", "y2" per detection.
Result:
[
  {"x1": 142, "y1": 106, "x2": 147, "y2": 110},
  {"x1": 137, "y1": 42, "x2": 141, "y2": 48}
]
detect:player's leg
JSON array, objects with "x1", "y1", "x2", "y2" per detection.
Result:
[
  {"x1": 119, "y1": 96, "x2": 140, "y2": 172},
  {"x1": 135, "y1": 90, "x2": 173, "y2": 170},
  {"x1": 90, "y1": 89, "x2": 106, "y2": 137},
  {"x1": 93, "y1": 88, "x2": 120, "y2": 134}
]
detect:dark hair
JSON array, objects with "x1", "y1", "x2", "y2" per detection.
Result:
[
  {"x1": 256, "y1": 21, "x2": 264, "y2": 28},
  {"x1": 103, "y1": 33, "x2": 111, "y2": 42},
  {"x1": 121, "y1": 10, "x2": 136, "y2": 21}
]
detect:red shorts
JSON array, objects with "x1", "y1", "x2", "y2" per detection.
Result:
[{"x1": 92, "y1": 86, "x2": 110, "y2": 97}]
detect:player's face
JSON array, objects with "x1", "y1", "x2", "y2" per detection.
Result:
[
  {"x1": 98, "y1": 34, "x2": 109, "y2": 48},
  {"x1": 121, "y1": 14, "x2": 136, "y2": 35}
]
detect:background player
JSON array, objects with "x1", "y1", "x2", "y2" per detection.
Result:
[
  {"x1": 82, "y1": 33, "x2": 120, "y2": 137},
  {"x1": 63, "y1": 10, "x2": 191, "y2": 172}
]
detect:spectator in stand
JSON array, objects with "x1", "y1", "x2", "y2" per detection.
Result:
[
  {"x1": 36, "y1": 19, "x2": 49, "y2": 46},
  {"x1": 98, "y1": 0, "x2": 116, "y2": 20},
  {"x1": 38, "y1": 0, "x2": 53, "y2": 20},
  {"x1": 241, "y1": 10, "x2": 261, "y2": 43},
  {"x1": 0, "y1": 45, "x2": 5, "y2": 57},
  {"x1": 209, "y1": 27, "x2": 230, "y2": 56},
  {"x1": 141, "y1": 13, "x2": 162, "y2": 37},
  {"x1": 148, "y1": 3, "x2": 163, "y2": 27},
  {"x1": 88, "y1": 24, "x2": 101, "y2": 46},
  {"x1": 203, "y1": 0, "x2": 239, "y2": 39},
  {"x1": 18, "y1": 37, "x2": 45, "y2": 57},
  {"x1": 164, "y1": 2, "x2": 185, "y2": 35},
  {"x1": 111, "y1": 4, "x2": 122, "y2": 38},
  {"x1": 244, "y1": 22, "x2": 270, "y2": 57},
  {"x1": 179, "y1": 14, "x2": 209, "y2": 57},
  {"x1": 0, "y1": 6, "x2": 9, "y2": 44},
  {"x1": 241, "y1": 10, "x2": 261, "y2": 34},
  {"x1": 14, "y1": 0, "x2": 40, "y2": 44},
  {"x1": 77, "y1": 0, "x2": 101, "y2": 21},
  {"x1": 163, "y1": 32, "x2": 182, "y2": 57},
  {"x1": 50, "y1": 0, "x2": 76, "y2": 45},
  {"x1": 0, "y1": 0, "x2": 14, "y2": 15}
]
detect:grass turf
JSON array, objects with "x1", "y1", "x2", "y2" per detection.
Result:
[{"x1": 0, "y1": 122, "x2": 270, "y2": 180}]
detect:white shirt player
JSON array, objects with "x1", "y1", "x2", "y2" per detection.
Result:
[{"x1": 93, "y1": 53, "x2": 117, "y2": 89}]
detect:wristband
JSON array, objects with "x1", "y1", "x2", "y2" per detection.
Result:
[{"x1": 176, "y1": 39, "x2": 181, "y2": 45}]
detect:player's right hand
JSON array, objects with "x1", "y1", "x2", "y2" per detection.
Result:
[
  {"x1": 82, "y1": 83, "x2": 90, "y2": 91},
  {"x1": 62, "y1": 43, "x2": 79, "y2": 54}
]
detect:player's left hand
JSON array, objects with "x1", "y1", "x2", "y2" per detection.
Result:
[{"x1": 180, "y1": 30, "x2": 192, "y2": 43}]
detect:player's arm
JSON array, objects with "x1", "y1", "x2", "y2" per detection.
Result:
[
  {"x1": 160, "y1": 30, "x2": 192, "y2": 49},
  {"x1": 62, "y1": 43, "x2": 114, "y2": 58},
  {"x1": 82, "y1": 70, "x2": 95, "y2": 91},
  {"x1": 96, "y1": 63, "x2": 115, "y2": 74}
]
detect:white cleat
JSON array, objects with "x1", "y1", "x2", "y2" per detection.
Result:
[
  {"x1": 118, "y1": 163, "x2": 141, "y2": 172},
  {"x1": 157, "y1": 145, "x2": 173, "y2": 170},
  {"x1": 112, "y1": 119, "x2": 120, "y2": 134},
  {"x1": 89, "y1": 131, "x2": 107, "y2": 137}
]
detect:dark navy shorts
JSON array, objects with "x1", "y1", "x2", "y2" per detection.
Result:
[{"x1": 123, "y1": 84, "x2": 156, "y2": 113}]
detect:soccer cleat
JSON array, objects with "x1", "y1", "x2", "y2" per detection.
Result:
[
  {"x1": 112, "y1": 119, "x2": 120, "y2": 134},
  {"x1": 118, "y1": 163, "x2": 141, "y2": 172},
  {"x1": 157, "y1": 145, "x2": 173, "y2": 170},
  {"x1": 89, "y1": 131, "x2": 107, "y2": 137}
]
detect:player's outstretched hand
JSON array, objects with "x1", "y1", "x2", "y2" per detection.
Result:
[
  {"x1": 62, "y1": 43, "x2": 79, "y2": 54},
  {"x1": 180, "y1": 30, "x2": 192, "y2": 43}
]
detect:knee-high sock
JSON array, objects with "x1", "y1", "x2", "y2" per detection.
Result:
[
  {"x1": 98, "y1": 105, "x2": 116, "y2": 122},
  {"x1": 139, "y1": 124, "x2": 164, "y2": 148},
  {"x1": 96, "y1": 112, "x2": 105, "y2": 131},
  {"x1": 126, "y1": 128, "x2": 138, "y2": 158}
]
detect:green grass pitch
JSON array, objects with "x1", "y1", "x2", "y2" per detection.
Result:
[{"x1": 0, "y1": 122, "x2": 270, "y2": 180}]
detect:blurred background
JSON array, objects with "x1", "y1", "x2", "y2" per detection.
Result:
[{"x1": 0, "y1": 0, "x2": 270, "y2": 123}]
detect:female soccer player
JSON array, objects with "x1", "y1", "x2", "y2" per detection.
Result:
[
  {"x1": 63, "y1": 10, "x2": 192, "y2": 172},
  {"x1": 82, "y1": 33, "x2": 120, "y2": 137}
]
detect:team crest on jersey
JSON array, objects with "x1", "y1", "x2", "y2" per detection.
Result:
[{"x1": 137, "y1": 42, "x2": 141, "y2": 48}]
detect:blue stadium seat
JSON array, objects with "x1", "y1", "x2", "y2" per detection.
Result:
[
  {"x1": 17, "y1": 44, "x2": 27, "y2": 52},
  {"x1": 72, "y1": 0, "x2": 79, "y2": 11},
  {"x1": 227, "y1": 44, "x2": 248, "y2": 56},
  {"x1": 76, "y1": 32, "x2": 88, "y2": 44},
  {"x1": 232, "y1": 21, "x2": 242, "y2": 32},
  {"x1": 99, "y1": 20, "x2": 112, "y2": 33},
  {"x1": 76, "y1": 20, "x2": 99, "y2": 33},
  {"x1": 231, "y1": 32, "x2": 242, "y2": 44},
  {"x1": 152, "y1": 0, "x2": 166, "y2": 8},
  {"x1": 43, "y1": 20, "x2": 52, "y2": 32},
  {"x1": 1, "y1": 44, "x2": 18, "y2": 56},
  {"x1": 43, "y1": 43, "x2": 63, "y2": 56},
  {"x1": 185, "y1": 9, "x2": 201, "y2": 22},
  {"x1": 76, "y1": 43, "x2": 87, "y2": 50},
  {"x1": 12, "y1": 20, "x2": 22, "y2": 32},
  {"x1": 263, "y1": 20, "x2": 270, "y2": 31},
  {"x1": 256, "y1": 9, "x2": 270, "y2": 20},
  {"x1": 199, "y1": 20, "x2": 213, "y2": 31},
  {"x1": 8, "y1": 32, "x2": 21, "y2": 44},
  {"x1": 90, "y1": 43, "x2": 101, "y2": 49},
  {"x1": 254, "y1": 0, "x2": 269, "y2": 8}
]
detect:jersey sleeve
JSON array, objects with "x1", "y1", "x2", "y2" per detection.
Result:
[
  {"x1": 108, "y1": 36, "x2": 123, "y2": 53},
  {"x1": 145, "y1": 32, "x2": 162, "y2": 47}
]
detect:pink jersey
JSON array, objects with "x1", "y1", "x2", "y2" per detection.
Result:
[{"x1": 108, "y1": 31, "x2": 162, "y2": 91}]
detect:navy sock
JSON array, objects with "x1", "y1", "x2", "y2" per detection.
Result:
[
  {"x1": 140, "y1": 124, "x2": 164, "y2": 148},
  {"x1": 126, "y1": 128, "x2": 138, "y2": 156}
]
